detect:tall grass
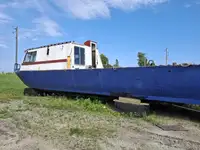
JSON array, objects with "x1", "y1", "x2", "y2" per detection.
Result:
[{"x1": 24, "y1": 97, "x2": 121, "y2": 117}]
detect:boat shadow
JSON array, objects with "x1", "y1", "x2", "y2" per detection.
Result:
[
  {"x1": 111, "y1": 99, "x2": 200, "y2": 122},
  {"x1": 148, "y1": 103, "x2": 200, "y2": 122}
]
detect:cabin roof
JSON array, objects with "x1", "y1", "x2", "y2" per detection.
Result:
[
  {"x1": 25, "y1": 40, "x2": 96, "y2": 52},
  {"x1": 26, "y1": 41, "x2": 72, "y2": 51}
]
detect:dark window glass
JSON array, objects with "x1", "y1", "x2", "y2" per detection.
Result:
[
  {"x1": 74, "y1": 46, "x2": 80, "y2": 65},
  {"x1": 80, "y1": 48, "x2": 85, "y2": 65},
  {"x1": 74, "y1": 46, "x2": 85, "y2": 65}
]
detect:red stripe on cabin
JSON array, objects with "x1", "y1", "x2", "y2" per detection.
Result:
[{"x1": 22, "y1": 59, "x2": 67, "y2": 65}]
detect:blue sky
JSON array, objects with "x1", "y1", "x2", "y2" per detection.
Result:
[{"x1": 0, "y1": 0, "x2": 200, "y2": 72}]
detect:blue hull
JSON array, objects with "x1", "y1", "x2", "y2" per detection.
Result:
[{"x1": 16, "y1": 66, "x2": 200, "y2": 105}]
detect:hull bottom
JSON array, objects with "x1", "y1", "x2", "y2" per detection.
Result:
[{"x1": 26, "y1": 87, "x2": 200, "y2": 105}]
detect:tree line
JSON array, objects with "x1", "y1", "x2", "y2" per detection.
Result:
[{"x1": 100, "y1": 52, "x2": 156, "y2": 68}]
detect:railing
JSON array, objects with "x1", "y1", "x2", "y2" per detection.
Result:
[{"x1": 14, "y1": 63, "x2": 21, "y2": 72}]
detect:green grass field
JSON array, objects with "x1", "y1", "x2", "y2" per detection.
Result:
[{"x1": 0, "y1": 73, "x2": 26, "y2": 100}]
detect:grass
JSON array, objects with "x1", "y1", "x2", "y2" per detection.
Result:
[
  {"x1": 142, "y1": 112, "x2": 169, "y2": 125},
  {"x1": 0, "y1": 72, "x2": 199, "y2": 127},
  {"x1": 1, "y1": 73, "x2": 200, "y2": 149},
  {"x1": 0, "y1": 107, "x2": 13, "y2": 119},
  {"x1": 0, "y1": 73, "x2": 26, "y2": 100},
  {"x1": 0, "y1": 73, "x2": 122, "y2": 118},
  {"x1": 189, "y1": 104, "x2": 200, "y2": 111},
  {"x1": 69, "y1": 127, "x2": 114, "y2": 138},
  {"x1": 24, "y1": 96, "x2": 121, "y2": 117}
]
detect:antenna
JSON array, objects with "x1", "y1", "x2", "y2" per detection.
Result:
[{"x1": 165, "y1": 48, "x2": 168, "y2": 65}]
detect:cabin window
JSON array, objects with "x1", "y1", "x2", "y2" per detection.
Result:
[
  {"x1": 74, "y1": 46, "x2": 85, "y2": 65},
  {"x1": 47, "y1": 46, "x2": 49, "y2": 55},
  {"x1": 24, "y1": 51, "x2": 37, "y2": 62}
]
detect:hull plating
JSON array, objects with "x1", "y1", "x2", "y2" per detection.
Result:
[{"x1": 16, "y1": 66, "x2": 200, "y2": 105}]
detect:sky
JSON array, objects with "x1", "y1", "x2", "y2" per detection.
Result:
[{"x1": 0, "y1": 0, "x2": 200, "y2": 72}]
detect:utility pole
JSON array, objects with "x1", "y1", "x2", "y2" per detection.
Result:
[
  {"x1": 14, "y1": 26, "x2": 18, "y2": 64},
  {"x1": 165, "y1": 48, "x2": 168, "y2": 65}
]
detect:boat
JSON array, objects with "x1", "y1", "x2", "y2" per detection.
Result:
[{"x1": 14, "y1": 39, "x2": 200, "y2": 105}]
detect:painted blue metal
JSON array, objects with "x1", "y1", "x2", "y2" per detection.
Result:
[{"x1": 16, "y1": 65, "x2": 200, "y2": 105}]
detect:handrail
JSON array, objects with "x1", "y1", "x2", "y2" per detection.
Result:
[{"x1": 14, "y1": 63, "x2": 20, "y2": 72}]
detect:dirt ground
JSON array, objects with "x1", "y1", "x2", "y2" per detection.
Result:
[{"x1": 0, "y1": 99, "x2": 200, "y2": 150}]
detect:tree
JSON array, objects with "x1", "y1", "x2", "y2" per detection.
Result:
[
  {"x1": 137, "y1": 52, "x2": 147, "y2": 66},
  {"x1": 113, "y1": 59, "x2": 119, "y2": 68},
  {"x1": 137, "y1": 52, "x2": 156, "y2": 67},
  {"x1": 100, "y1": 54, "x2": 113, "y2": 68},
  {"x1": 100, "y1": 54, "x2": 108, "y2": 67}
]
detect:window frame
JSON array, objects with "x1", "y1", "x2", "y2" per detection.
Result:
[
  {"x1": 74, "y1": 46, "x2": 85, "y2": 65},
  {"x1": 23, "y1": 51, "x2": 37, "y2": 63}
]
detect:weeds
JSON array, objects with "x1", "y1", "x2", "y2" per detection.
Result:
[
  {"x1": 69, "y1": 127, "x2": 112, "y2": 138},
  {"x1": 0, "y1": 107, "x2": 13, "y2": 119},
  {"x1": 1, "y1": 73, "x2": 200, "y2": 150},
  {"x1": 1, "y1": 72, "x2": 199, "y2": 127},
  {"x1": 142, "y1": 111, "x2": 170, "y2": 125},
  {"x1": 24, "y1": 97, "x2": 121, "y2": 117},
  {"x1": 188, "y1": 105, "x2": 200, "y2": 111}
]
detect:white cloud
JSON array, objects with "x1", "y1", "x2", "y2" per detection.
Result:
[
  {"x1": 1, "y1": 0, "x2": 63, "y2": 37},
  {"x1": 5, "y1": 0, "x2": 60, "y2": 16},
  {"x1": 1, "y1": 0, "x2": 169, "y2": 21},
  {"x1": 105, "y1": 0, "x2": 167, "y2": 9},
  {"x1": 32, "y1": 38, "x2": 38, "y2": 41},
  {"x1": 0, "y1": 0, "x2": 168, "y2": 39},
  {"x1": 0, "y1": 2, "x2": 13, "y2": 24},
  {"x1": 195, "y1": 0, "x2": 200, "y2": 5},
  {"x1": 6, "y1": 0, "x2": 35, "y2": 9},
  {"x1": 53, "y1": 0, "x2": 168, "y2": 19},
  {"x1": 184, "y1": 4, "x2": 192, "y2": 8},
  {"x1": 18, "y1": 28, "x2": 39, "y2": 41},
  {"x1": 0, "y1": 11, "x2": 13, "y2": 24},
  {"x1": 0, "y1": 43, "x2": 8, "y2": 49},
  {"x1": 0, "y1": 4, "x2": 7, "y2": 9},
  {"x1": 54, "y1": 0, "x2": 110, "y2": 19},
  {"x1": 18, "y1": 17, "x2": 63, "y2": 40},
  {"x1": 33, "y1": 16, "x2": 62, "y2": 37}
]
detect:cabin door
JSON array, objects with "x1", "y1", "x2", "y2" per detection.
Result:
[{"x1": 91, "y1": 43, "x2": 96, "y2": 68}]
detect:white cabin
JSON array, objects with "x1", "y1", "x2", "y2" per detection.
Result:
[{"x1": 20, "y1": 40, "x2": 104, "y2": 71}]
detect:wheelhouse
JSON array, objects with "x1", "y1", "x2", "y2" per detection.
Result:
[{"x1": 20, "y1": 40, "x2": 103, "y2": 71}]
